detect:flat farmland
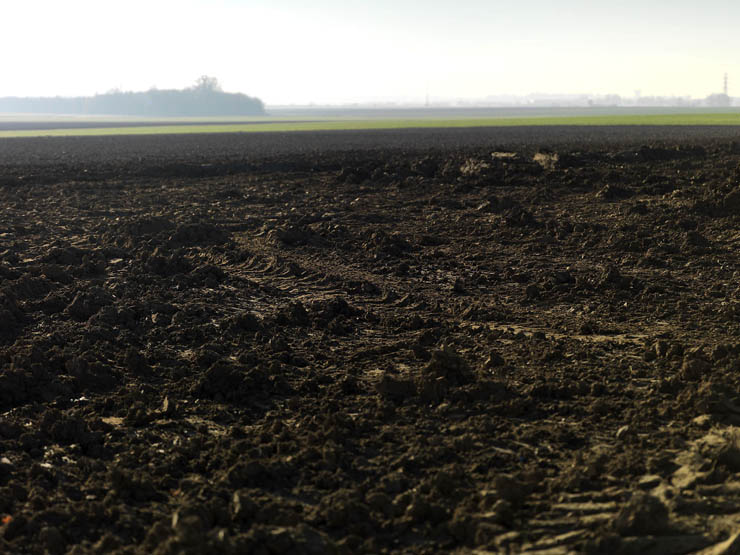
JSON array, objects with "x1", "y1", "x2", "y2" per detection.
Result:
[
  {"x1": 2, "y1": 126, "x2": 740, "y2": 553},
  {"x1": 3, "y1": 107, "x2": 740, "y2": 137}
]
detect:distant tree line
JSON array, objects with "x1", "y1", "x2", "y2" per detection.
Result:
[{"x1": 0, "y1": 77, "x2": 264, "y2": 116}]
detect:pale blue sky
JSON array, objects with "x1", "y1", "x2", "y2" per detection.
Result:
[{"x1": 4, "y1": 0, "x2": 739, "y2": 104}]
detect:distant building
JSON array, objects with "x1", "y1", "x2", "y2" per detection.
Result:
[{"x1": 705, "y1": 93, "x2": 731, "y2": 107}]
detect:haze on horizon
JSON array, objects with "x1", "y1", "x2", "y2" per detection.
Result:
[{"x1": 4, "y1": 0, "x2": 739, "y2": 106}]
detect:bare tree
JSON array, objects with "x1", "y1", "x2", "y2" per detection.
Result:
[{"x1": 193, "y1": 75, "x2": 221, "y2": 93}]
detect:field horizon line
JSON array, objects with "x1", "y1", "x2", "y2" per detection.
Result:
[{"x1": 3, "y1": 112, "x2": 740, "y2": 138}]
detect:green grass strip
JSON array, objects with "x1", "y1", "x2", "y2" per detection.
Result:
[{"x1": 3, "y1": 112, "x2": 740, "y2": 138}]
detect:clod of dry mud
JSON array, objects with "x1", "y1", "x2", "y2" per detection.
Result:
[{"x1": 2, "y1": 128, "x2": 740, "y2": 553}]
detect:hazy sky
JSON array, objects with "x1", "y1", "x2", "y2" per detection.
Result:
[{"x1": 4, "y1": 0, "x2": 739, "y2": 104}]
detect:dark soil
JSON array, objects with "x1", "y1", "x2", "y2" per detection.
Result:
[{"x1": 2, "y1": 127, "x2": 740, "y2": 554}]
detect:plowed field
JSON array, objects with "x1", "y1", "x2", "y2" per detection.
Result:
[{"x1": 2, "y1": 127, "x2": 740, "y2": 554}]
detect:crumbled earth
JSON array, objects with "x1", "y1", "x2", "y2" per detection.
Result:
[{"x1": 2, "y1": 127, "x2": 740, "y2": 553}]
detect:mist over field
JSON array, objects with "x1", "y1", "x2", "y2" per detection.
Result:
[{"x1": 3, "y1": 0, "x2": 740, "y2": 106}]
